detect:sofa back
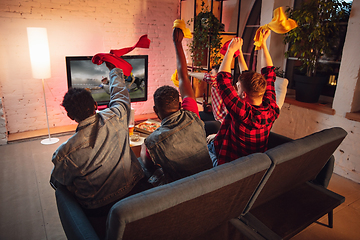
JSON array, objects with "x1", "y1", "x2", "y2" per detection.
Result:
[
  {"x1": 106, "y1": 153, "x2": 272, "y2": 240},
  {"x1": 246, "y1": 127, "x2": 347, "y2": 212}
]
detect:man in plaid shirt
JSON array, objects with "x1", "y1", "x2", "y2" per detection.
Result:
[
  {"x1": 188, "y1": 66, "x2": 227, "y2": 135},
  {"x1": 208, "y1": 30, "x2": 279, "y2": 166},
  {"x1": 203, "y1": 67, "x2": 228, "y2": 122}
]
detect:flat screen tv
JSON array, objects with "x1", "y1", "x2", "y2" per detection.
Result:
[{"x1": 66, "y1": 55, "x2": 148, "y2": 108}]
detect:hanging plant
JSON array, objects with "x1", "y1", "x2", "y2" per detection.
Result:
[{"x1": 187, "y1": 0, "x2": 223, "y2": 70}]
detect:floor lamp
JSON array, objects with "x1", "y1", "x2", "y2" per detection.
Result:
[{"x1": 27, "y1": 27, "x2": 59, "y2": 145}]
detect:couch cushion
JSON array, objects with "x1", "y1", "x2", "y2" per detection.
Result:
[
  {"x1": 106, "y1": 153, "x2": 272, "y2": 240},
  {"x1": 253, "y1": 127, "x2": 347, "y2": 209},
  {"x1": 236, "y1": 127, "x2": 347, "y2": 239}
]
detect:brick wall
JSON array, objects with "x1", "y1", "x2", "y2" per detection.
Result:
[{"x1": 0, "y1": 0, "x2": 180, "y2": 137}]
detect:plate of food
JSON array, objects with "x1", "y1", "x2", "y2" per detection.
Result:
[{"x1": 135, "y1": 119, "x2": 161, "y2": 135}]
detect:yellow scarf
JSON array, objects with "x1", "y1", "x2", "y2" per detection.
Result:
[
  {"x1": 173, "y1": 19, "x2": 192, "y2": 39},
  {"x1": 171, "y1": 69, "x2": 179, "y2": 88},
  {"x1": 171, "y1": 19, "x2": 192, "y2": 87},
  {"x1": 254, "y1": 7, "x2": 297, "y2": 50}
]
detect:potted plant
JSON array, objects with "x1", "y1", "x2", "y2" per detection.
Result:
[
  {"x1": 187, "y1": 0, "x2": 223, "y2": 98},
  {"x1": 284, "y1": 0, "x2": 351, "y2": 103},
  {"x1": 187, "y1": 0, "x2": 223, "y2": 69}
]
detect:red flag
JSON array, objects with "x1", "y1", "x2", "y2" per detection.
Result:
[{"x1": 92, "y1": 34, "x2": 150, "y2": 76}]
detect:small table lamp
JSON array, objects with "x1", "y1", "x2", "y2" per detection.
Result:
[{"x1": 27, "y1": 27, "x2": 59, "y2": 145}]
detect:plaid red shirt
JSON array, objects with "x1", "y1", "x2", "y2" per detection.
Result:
[
  {"x1": 214, "y1": 66, "x2": 279, "y2": 165},
  {"x1": 203, "y1": 73, "x2": 228, "y2": 122}
]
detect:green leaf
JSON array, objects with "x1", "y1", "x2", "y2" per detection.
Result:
[{"x1": 283, "y1": 0, "x2": 351, "y2": 75}]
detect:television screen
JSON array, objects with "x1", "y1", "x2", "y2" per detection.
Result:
[{"x1": 66, "y1": 55, "x2": 148, "y2": 107}]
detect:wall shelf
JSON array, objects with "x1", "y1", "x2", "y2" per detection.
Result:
[{"x1": 7, "y1": 113, "x2": 159, "y2": 143}]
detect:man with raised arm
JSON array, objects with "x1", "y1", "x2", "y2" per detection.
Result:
[
  {"x1": 208, "y1": 30, "x2": 280, "y2": 166},
  {"x1": 188, "y1": 65, "x2": 226, "y2": 136},
  {"x1": 140, "y1": 27, "x2": 212, "y2": 185},
  {"x1": 50, "y1": 62, "x2": 151, "y2": 237}
]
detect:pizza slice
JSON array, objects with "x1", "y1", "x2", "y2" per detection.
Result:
[{"x1": 136, "y1": 121, "x2": 161, "y2": 133}]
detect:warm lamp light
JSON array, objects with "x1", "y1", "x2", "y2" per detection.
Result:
[
  {"x1": 27, "y1": 27, "x2": 59, "y2": 145},
  {"x1": 328, "y1": 75, "x2": 337, "y2": 86},
  {"x1": 27, "y1": 28, "x2": 51, "y2": 79}
]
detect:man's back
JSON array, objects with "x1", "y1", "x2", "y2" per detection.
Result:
[
  {"x1": 140, "y1": 25, "x2": 212, "y2": 185},
  {"x1": 209, "y1": 31, "x2": 279, "y2": 166},
  {"x1": 51, "y1": 68, "x2": 144, "y2": 209},
  {"x1": 214, "y1": 68, "x2": 279, "y2": 165},
  {"x1": 145, "y1": 107, "x2": 212, "y2": 183}
]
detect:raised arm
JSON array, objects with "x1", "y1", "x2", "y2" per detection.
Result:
[
  {"x1": 188, "y1": 71, "x2": 206, "y2": 81},
  {"x1": 260, "y1": 30, "x2": 277, "y2": 107},
  {"x1": 237, "y1": 39, "x2": 248, "y2": 72},
  {"x1": 173, "y1": 28, "x2": 195, "y2": 100},
  {"x1": 106, "y1": 63, "x2": 131, "y2": 106},
  {"x1": 261, "y1": 30, "x2": 273, "y2": 68},
  {"x1": 105, "y1": 62, "x2": 131, "y2": 123},
  {"x1": 219, "y1": 37, "x2": 243, "y2": 74},
  {"x1": 216, "y1": 37, "x2": 248, "y2": 118}
]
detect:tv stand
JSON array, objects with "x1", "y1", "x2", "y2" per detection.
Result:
[{"x1": 7, "y1": 112, "x2": 159, "y2": 143}]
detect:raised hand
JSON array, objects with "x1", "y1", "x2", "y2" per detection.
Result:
[
  {"x1": 105, "y1": 61, "x2": 116, "y2": 71},
  {"x1": 228, "y1": 37, "x2": 243, "y2": 53},
  {"x1": 261, "y1": 30, "x2": 271, "y2": 47},
  {"x1": 173, "y1": 28, "x2": 184, "y2": 44}
]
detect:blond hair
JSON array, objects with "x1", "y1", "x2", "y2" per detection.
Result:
[{"x1": 238, "y1": 71, "x2": 266, "y2": 99}]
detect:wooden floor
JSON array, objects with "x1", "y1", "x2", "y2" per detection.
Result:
[{"x1": 293, "y1": 173, "x2": 360, "y2": 240}]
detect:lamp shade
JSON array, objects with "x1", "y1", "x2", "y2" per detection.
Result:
[{"x1": 27, "y1": 27, "x2": 51, "y2": 79}]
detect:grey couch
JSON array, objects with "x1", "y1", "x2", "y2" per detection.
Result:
[{"x1": 55, "y1": 127, "x2": 347, "y2": 240}]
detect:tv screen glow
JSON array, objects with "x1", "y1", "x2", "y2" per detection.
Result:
[{"x1": 66, "y1": 55, "x2": 148, "y2": 106}]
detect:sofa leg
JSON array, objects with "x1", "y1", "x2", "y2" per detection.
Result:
[
  {"x1": 328, "y1": 210, "x2": 333, "y2": 228},
  {"x1": 315, "y1": 210, "x2": 334, "y2": 228}
]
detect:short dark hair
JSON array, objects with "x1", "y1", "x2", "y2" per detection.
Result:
[
  {"x1": 61, "y1": 88, "x2": 96, "y2": 122},
  {"x1": 239, "y1": 71, "x2": 266, "y2": 98},
  {"x1": 212, "y1": 64, "x2": 220, "y2": 71},
  {"x1": 153, "y1": 85, "x2": 179, "y2": 113}
]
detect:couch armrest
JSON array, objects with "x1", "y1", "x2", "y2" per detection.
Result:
[
  {"x1": 55, "y1": 185, "x2": 100, "y2": 240},
  {"x1": 268, "y1": 132, "x2": 293, "y2": 149}
]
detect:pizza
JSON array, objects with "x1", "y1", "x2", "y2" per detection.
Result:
[{"x1": 136, "y1": 121, "x2": 161, "y2": 133}]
